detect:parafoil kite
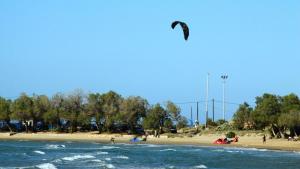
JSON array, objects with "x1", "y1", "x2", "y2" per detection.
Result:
[{"x1": 171, "y1": 21, "x2": 189, "y2": 41}]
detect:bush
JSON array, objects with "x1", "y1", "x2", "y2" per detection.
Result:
[
  {"x1": 216, "y1": 119, "x2": 227, "y2": 126},
  {"x1": 216, "y1": 122, "x2": 235, "y2": 131},
  {"x1": 206, "y1": 118, "x2": 217, "y2": 127},
  {"x1": 226, "y1": 131, "x2": 236, "y2": 138}
]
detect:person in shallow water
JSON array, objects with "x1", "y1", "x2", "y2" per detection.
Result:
[{"x1": 110, "y1": 137, "x2": 115, "y2": 144}]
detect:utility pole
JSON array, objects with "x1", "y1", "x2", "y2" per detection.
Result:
[
  {"x1": 190, "y1": 106, "x2": 193, "y2": 126},
  {"x1": 196, "y1": 101, "x2": 199, "y2": 126},
  {"x1": 205, "y1": 73, "x2": 209, "y2": 128},
  {"x1": 212, "y1": 99, "x2": 215, "y2": 122},
  {"x1": 221, "y1": 75, "x2": 228, "y2": 121}
]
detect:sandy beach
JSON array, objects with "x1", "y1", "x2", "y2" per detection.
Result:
[{"x1": 0, "y1": 132, "x2": 299, "y2": 152}]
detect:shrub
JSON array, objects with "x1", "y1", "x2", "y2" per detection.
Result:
[{"x1": 226, "y1": 131, "x2": 236, "y2": 138}]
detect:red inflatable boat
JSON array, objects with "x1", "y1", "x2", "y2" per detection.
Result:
[{"x1": 213, "y1": 138, "x2": 230, "y2": 144}]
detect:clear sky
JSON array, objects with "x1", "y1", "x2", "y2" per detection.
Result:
[{"x1": 1, "y1": 1, "x2": 299, "y2": 122}]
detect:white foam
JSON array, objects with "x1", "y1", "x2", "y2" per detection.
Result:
[
  {"x1": 36, "y1": 163, "x2": 57, "y2": 169},
  {"x1": 52, "y1": 159, "x2": 61, "y2": 163},
  {"x1": 226, "y1": 150, "x2": 243, "y2": 153},
  {"x1": 91, "y1": 159, "x2": 103, "y2": 163},
  {"x1": 99, "y1": 146, "x2": 119, "y2": 150},
  {"x1": 159, "y1": 149, "x2": 177, "y2": 152},
  {"x1": 115, "y1": 155, "x2": 129, "y2": 159},
  {"x1": 46, "y1": 144, "x2": 65, "y2": 149},
  {"x1": 145, "y1": 144, "x2": 162, "y2": 148},
  {"x1": 194, "y1": 165, "x2": 207, "y2": 169},
  {"x1": 225, "y1": 147, "x2": 268, "y2": 152},
  {"x1": 34, "y1": 150, "x2": 46, "y2": 155},
  {"x1": 106, "y1": 164, "x2": 115, "y2": 169},
  {"x1": 97, "y1": 151, "x2": 109, "y2": 155},
  {"x1": 62, "y1": 155, "x2": 95, "y2": 161},
  {"x1": 105, "y1": 157, "x2": 111, "y2": 161}
]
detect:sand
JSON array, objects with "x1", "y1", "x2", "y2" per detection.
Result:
[{"x1": 0, "y1": 132, "x2": 299, "y2": 152}]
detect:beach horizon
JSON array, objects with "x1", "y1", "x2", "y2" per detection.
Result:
[{"x1": 1, "y1": 132, "x2": 299, "y2": 152}]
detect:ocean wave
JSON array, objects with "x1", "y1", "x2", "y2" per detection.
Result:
[
  {"x1": 144, "y1": 144, "x2": 163, "y2": 148},
  {"x1": 225, "y1": 147, "x2": 268, "y2": 152},
  {"x1": 62, "y1": 155, "x2": 95, "y2": 161},
  {"x1": 194, "y1": 164, "x2": 207, "y2": 168},
  {"x1": 45, "y1": 144, "x2": 65, "y2": 149},
  {"x1": 226, "y1": 150, "x2": 243, "y2": 153},
  {"x1": 105, "y1": 164, "x2": 115, "y2": 169},
  {"x1": 34, "y1": 150, "x2": 46, "y2": 155},
  {"x1": 97, "y1": 151, "x2": 109, "y2": 155},
  {"x1": 114, "y1": 155, "x2": 129, "y2": 159},
  {"x1": 105, "y1": 157, "x2": 111, "y2": 161},
  {"x1": 99, "y1": 146, "x2": 120, "y2": 150},
  {"x1": 91, "y1": 159, "x2": 104, "y2": 163},
  {"x1": 159, "y1": 149, "x2": 177, "y2": 152},
  {"x1": 36, "y1": 163, "x2": 57, "y2": 169}
]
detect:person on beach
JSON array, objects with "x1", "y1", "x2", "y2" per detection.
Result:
[{"x1": 262, "y1": 134, "x2": 266, "y2": 144}]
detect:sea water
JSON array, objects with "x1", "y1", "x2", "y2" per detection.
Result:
[{"x1": 0, "y1": 140, "x2": 299, "y2": 169}]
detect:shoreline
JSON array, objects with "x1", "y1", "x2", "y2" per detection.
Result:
[{"x1": 1, "y1": 132, "x2": 299, "y2": 152}]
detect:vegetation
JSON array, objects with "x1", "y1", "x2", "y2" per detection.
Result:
[
  {"x1": 2, "y1": 91, "x2": 300, "y2": 139},
  {"x1": 232, "y1": 93, "x2": 300, "y2": 138},
  {"x1": 225, "y1": 131, "x2": 236, "y2": 138},
  {"x1": 0, "y1": 90, "x2": 188, "y2": 134}
]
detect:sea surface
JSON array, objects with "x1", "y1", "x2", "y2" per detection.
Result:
[{"x1": 0, "y1": 140, "x2": 299, "y2": 169}]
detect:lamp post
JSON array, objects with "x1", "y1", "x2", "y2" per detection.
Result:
[{"x1": 221, "y1": 75, "x2": 228, "y2": 121}]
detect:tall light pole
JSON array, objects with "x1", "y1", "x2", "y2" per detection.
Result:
[
  {"x1": 221, "y1": 74, "x2": 228, "y2": 121},
  {"x1": 205, "y1": 73, "x2": 209, "y2": 128}
]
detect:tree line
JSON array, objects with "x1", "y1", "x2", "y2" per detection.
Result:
[
  {"x1": 0, "y1": 90, "x2": 188, "y2": 134},
  {"x1": 233, "y1": 93, "x2": 300, "y2": 138}
]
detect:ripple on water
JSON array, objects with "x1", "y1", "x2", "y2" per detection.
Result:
[
  {"x1": 159, "y1": 149, "x2": 177, "y2": 152},
  {"x1": 45, "y1": 144, "x2": 65, "y2": 149},
  {"x1": 114, "y1": 155, "x2": 129, "y2": 159},
  {"x1": 34, "y1": 150, "x2": 46, "y2": 155},
  {"x1": 96, "y1": 151, "x2": 109, "y2": 155},
  {"x1": 194, "y1": 164, "x2": 207, "y2": 169},
  {"x1": 99, "y1": 146, "x2": 120, "y2": 150}
]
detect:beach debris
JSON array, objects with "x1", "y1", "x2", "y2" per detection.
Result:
[{"x1": 171, "y1": 21, "x2": 189, "y2": 40}]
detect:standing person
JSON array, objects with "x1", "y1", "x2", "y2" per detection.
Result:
[
  {"x1": 262, "y1": 134, "x2": 266, "y2": 144},
  {"x1": 110, "y1": 137, "x2": 115, "y2": 144}
]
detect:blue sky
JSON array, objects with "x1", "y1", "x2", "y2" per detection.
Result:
[{"x1": 0, "y1": 1, "x2": 299, "y2": 122}]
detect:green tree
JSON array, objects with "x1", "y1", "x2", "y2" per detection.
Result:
[
  {"x1": 87, "y1": 93, "x2": 104, "y2": 133},
  {"x1": 166, "y1": 101, "x2": 181, "y2": 122},
  {"x1": 278, "y1": 110, "x2": 300, "y2": 137},
  {"x1": 32, "y1": 95, "x2": 50, "y2": 131},
  {"x1": 251, "y1": 93, "x2": 281, "y2": 136},
  {"x1": 11, "y1": 93, "x2": 34, "y2": 132},
  {"x1": 62, "y1": 90, "x2": 85, "y2": 133},
  {"x1": 49, "y1": 93, "x2": 65, "y2": 130},
  {"x1": 143, "y1": 104, "x2": 167, "y2": 131},
  {"x1": 233, "y1": 102, "x2": 253, "y2": 130},
  {"x1": 120, "y1": 96, "x2": 148, "y2": 133},
  {"x1": 43, "y1": 109, "x2": 58, "y2": 131},
  {"x1": 176, "y1": 116, "x2": 188, "y2": 129},
  {"x1": 280, "y1": 93, "x2": 300, "y2": 114},
  {"x1": 101, "y1": 91, "x2": 123, "y2": 132},
  {"x1": 0, "y1": 97, "x2": 13, "y2": 132}
]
